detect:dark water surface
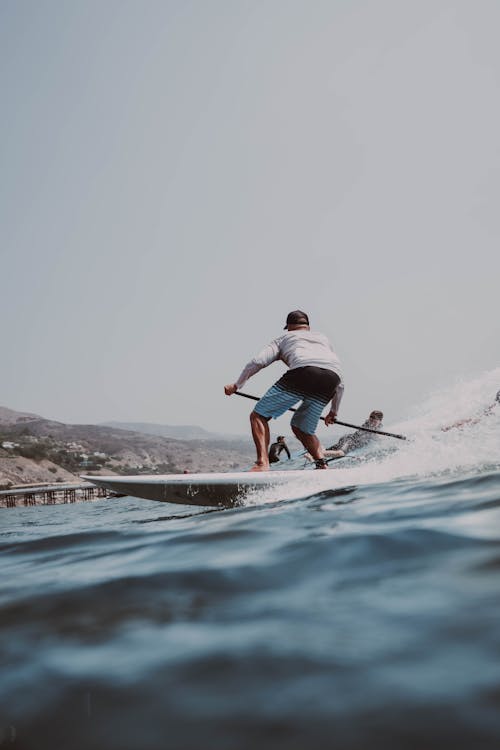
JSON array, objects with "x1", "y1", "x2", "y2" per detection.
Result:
[{"x1": 1, "y1": 459, "x2": 500, "y2": 749}]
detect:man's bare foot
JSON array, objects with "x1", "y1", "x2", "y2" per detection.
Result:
[
  {"x1": 249, "y1": 463, "x2": 270, "y2": 472},
  {"x1": 314, "y1": 458, "x2": 328, "y2": 470}
]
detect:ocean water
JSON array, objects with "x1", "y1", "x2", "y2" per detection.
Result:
[{"x1": 1, "y1": 371, "x2": 500, "y2": 750}]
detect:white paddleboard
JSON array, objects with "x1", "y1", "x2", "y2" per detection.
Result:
[{"x1": 81, "y1": 468, "x2": 328, "y2": 507}]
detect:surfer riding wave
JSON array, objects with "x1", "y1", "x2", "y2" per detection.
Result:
[{"x1": 224, "y1": 310, "x2": 344, "y2": 471}]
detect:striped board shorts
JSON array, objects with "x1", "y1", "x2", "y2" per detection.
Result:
[{"x1": 254, "y1": 366, "x2": 340, "y2": 435}]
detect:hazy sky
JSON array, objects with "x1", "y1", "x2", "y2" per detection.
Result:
[{"x1": 1, "y1": 0, "x2": 499, "y2": 435}]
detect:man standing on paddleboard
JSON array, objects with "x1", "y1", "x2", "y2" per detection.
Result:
[{"x1": 224, "y1": 310, "x2": 344, "y2": 471}]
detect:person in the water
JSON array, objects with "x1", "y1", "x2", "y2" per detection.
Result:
[
  {"x1": 224, "y1": 310, "x2": 344, "y2": 471},
  {"x1": 324, "y1": 410, "x2": 384, "y2": 458},
  {"x1": 442, "y1": 390, "x2": 500, "y2": 431},
  {"x1": 304, "y1": 410, "x2": 384, "y2": 462},
  {"x1": 268, "y1": 436, "x2": 291, "y2": 464}
]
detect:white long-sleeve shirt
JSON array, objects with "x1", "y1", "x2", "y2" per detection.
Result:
[{"x1": 235, "y1": 329, "x2": 344, "y2": 414}]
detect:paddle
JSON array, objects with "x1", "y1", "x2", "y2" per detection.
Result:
[{"x1": 234, "y1": 390, "x2": 407, "y2": 441}]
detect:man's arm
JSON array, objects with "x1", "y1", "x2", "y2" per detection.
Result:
[
  {"x1": 225, "y1": 340, "x2": 280, "y2": 395},
  {"x1": 325, "y1": 381, "x2": 344, "y2": 426},
  {"x1": 442, "y1": 401, "x2": 497, "y2": 431},
  {"x1": 442, "y1": 417, "x2": 477, "y2": 431}
]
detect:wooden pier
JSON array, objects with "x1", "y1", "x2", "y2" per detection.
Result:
[{"x1": 0, "y1": 482, "x2": 113, "y2": 509}]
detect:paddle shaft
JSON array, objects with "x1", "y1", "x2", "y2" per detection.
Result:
[
  {"x1": 234, "y1": 390, "x2": 407, "y2": 441},
  {"x1": 332, "y1": 418, "x2": 406, "y2": 441}
]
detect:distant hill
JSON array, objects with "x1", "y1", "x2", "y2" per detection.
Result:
[
  {"x1": 0, "y1": 405, "x2": 254, "y2": 487},
  {"x1": 102, "y1": 421, "x2": 223, "y2": 441},
  {"x1": 0, "y1": 406, "x2": 47, "y2": 425}
]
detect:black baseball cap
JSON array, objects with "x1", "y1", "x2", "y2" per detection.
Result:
[{"x1": 284, "y1": 310, "x2": 310, "y2": 329}]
